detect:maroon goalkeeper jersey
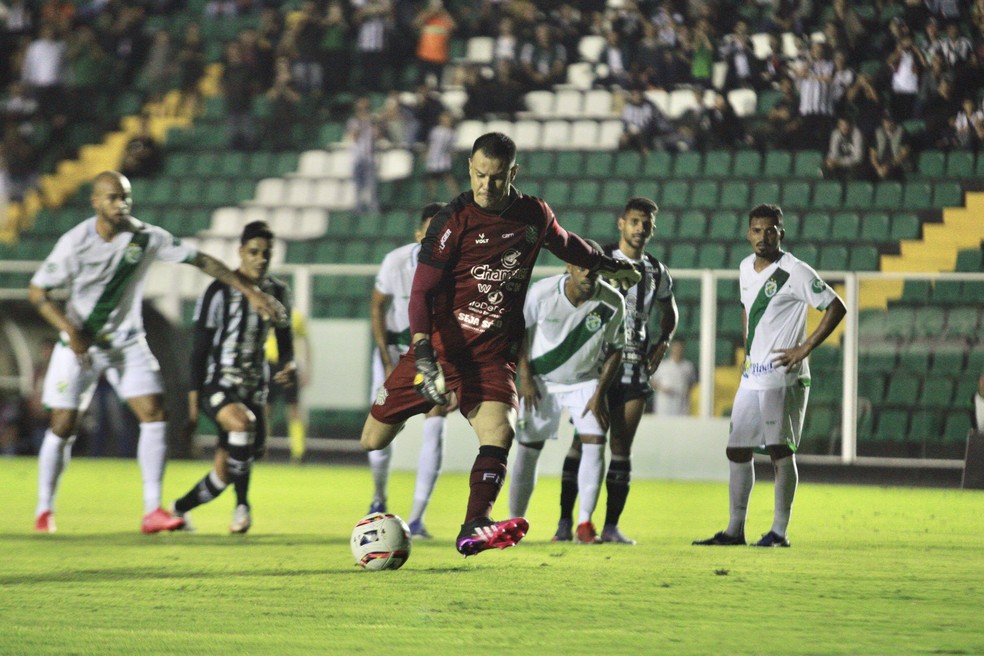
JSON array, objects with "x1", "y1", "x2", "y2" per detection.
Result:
[{"x1": 414, "y1": 189, "x2": 600, "y2": 369}]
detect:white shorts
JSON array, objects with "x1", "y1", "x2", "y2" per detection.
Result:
[
  {"x1": 516, "y1": 379, "x2": 605, "y2": 446},
  {"x1": 370, "y1": 345, "x2": 408, "y2": 404},
  {"x1": 42, "y1": 338, "x2": 164, "y2": 411},
  {"x1": 728, "y1": 383, "x2": 809, "y2": 450}
]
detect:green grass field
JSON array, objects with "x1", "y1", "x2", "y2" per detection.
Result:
[{"x1": 1, "y1": 456, "x2": 983, "y2": 655}]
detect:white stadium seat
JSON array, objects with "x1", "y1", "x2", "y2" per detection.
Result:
[
  {"x1": 578, "y1": 35, "x2": 606, "y2": 63},
  {"x1": 254, "y1": 178, "x2": 286, "y2": 206},
  {"x1": 565, "y1": 62, "x2": 595, "y2": 90},
  {"x1": 284, "y1": 178, "x2": 315, "y2": 207},
  {"x1": 667, "y1": 88, "x2": 702, "y2": 118},
  {"x1": 440, "y1": 88, "x2": 468, "y2": 117},
  {"x1": 311, "y1": 179, "x2": 340, "y2": 208},
  {"x1": 296, "y1": 207, "x2": 328, "y2": 239},
  {"x1": 712, "y1": 61, "x2": 727, "y2": 90},
  {"x1": 750, "y1": 32, "x2": 773, "y2": 59},
  {"x1": 296, "y1": 150, "x2": 332, "y2": 178},
  {"x1": 644, "y1": 89, "x2": 670, "y2": 115},
  {"x1": 554, "y1": 88, "x2": 584, "y2": 117},
  {"x1": 327, "y1": 150, "x2": 353, "y2": 178},
  {"x1": 597, "y1": 119, "x2": 623, "y2": 149},
  {"x1": 209, "y1": 207, "x2": 245, "y2": 237},
  {"x1": 455, "y1": 119, "x2": 485, "y2": 150},
  {"x1": 523, "y1": 90, "x2": 555, "y2": 117},
  {"x1": 582, "y1": 89, "x2": 614, "y2": 117},
  {"x1": 513, "y1": 120, "x2": 542, "y2": 149},
  {"x1": 541, "y1": 120, "x2": 571, "y2": 148},
  {"x1": 464, "y1": 36, "x2": 494, "y2": 64},
  {"x1": 377, "y1": 149, "x2": 413, "y2": 181},
  {"x1": 569, "y1": 120, "x2": 600, "y2": 149},
  {"x1": 728, "y1": 88, "x2": 758, "y2": 117},
  {"x1": 484, "y1": 119, "x2": 515, "y2": 139}
]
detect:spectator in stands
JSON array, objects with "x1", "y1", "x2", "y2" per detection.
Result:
[
  {"x1": 0, "y1": 80, "x2": 38, "y2": 128},
  {"x1": 619, "y1": 86, "x2": 681, "y2": 155},
  {"x1": 518, "y1": 23, "x2": 568, "y2": 92},
  {"x1": 222, "y1": 40, "x2": 260, "y2": 151},
  {"x1": 238, "y1": 27, "x2": 275, "y2": 92},
  {"x1": 888, "y1": 32, "x2": 926, "y2": 121},
  {"x1": 918, "y1": 52, "x2": 951, "y2": 116},
  {"x1": 282, "y1": 1, "x2": 324, "y2": 96},
  {"x1": 918, "y1": 16, "x2": 945, "y2": 64},
  {"x1": 831, "y1": 49, "x2": 855, "y2": 113},
  {"x1": 347, "y1": 95, "x2": 380, "y2": 216},
  {"x1": 869, "y1": 112, "x2": 912, "y2": 181},
  {"x1": 594, "y1": 29, "x2": 631, "y2": 90},
  {"x1": 406, "y1": 83, "x2": 446, "y2": 147},
  {"x1": 822, "y1": 116, "x2": 865, "y2": 181},
  {"x1": 549, "y1": 3, "x2": 584, "y2": 58},
  {"x1": 755, "y1": 76, "x2": 803, "y2": 149},
  {"x1": 701, "y1": 91, "x2": 747, "y2": 149},
  {"x1": 264, "y1": 56, "x2": 301, "y2": 151},
  {"x1": 796, "y1": 41, "x2": 836, "y2": 150},
  {"x1": 139, "y1": 29, "x2": 177, "y2": 96},
  {"x1": 921, "y1": 76, "x2": 960, "y2": 147},
  {"x1": 353, "y1": 0, "x2": 392, "y2": 92},
  {"x1": 973, "y1": 373, "x2": 984, "y2": 434},
  {"x1": 319, "y1": 2, "x2": 349, "y2": 95},
  {"x1": 939, "y1": 20, "x2": 978, "y2": 92},
  {"x1": 414, "y1": 0, "x2": 456, "y2": 88},
  {"x1": 720, "y1": 19, "x2": 759, "y2": 91},
  {"x1": 649, "y1": 340, "x2": 696, "y2": 416},
  {"x1": 757, "y1": 33, "x2": 788, "y2": 90},
  {"x1": 686, "y1": 18, "x2": 715, "y2": 88},
  {"x1": 2, "y1": 123, "x2": 38, "y2": 202},
  {"x1": 20, "y1": 22, "x2": 66, "y2": 119},
  {"x1": 176, "y1": 21, "x2": 206, "y2": 115},
  {"x1": 951, "y1": 96, "x2": 984, "y2": 149},
  {"x1": 492, "y1": 17, "x2": 519, "y2": 66},
  {"x1": 463, "y1": 61, "x2": 524, "y2": 118},
  {"x1": 120, "y1": 114, "x2": 163, "y2": 179},
  {"x1": 846, "y1": 72, "x2": 884, "y2": 141},
  {"x1": 424, "y1": 110, "x2": 458, "y2": 200},
  {"x1": 830, "y1": 0, "x2": 865, "y2": 62}
]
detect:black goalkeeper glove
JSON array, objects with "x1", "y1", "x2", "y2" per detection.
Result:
[
  {"x1": 595, "y1": 256, "x2": 642, "y2": 290},
  {"x1": 413, "y1": 338, "x2": 447, "y2": 406}
]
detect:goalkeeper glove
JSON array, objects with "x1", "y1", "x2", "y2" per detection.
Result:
[
  {"x1": 595, "y1": 256, "x2": 642, "y2": 290},
  {"x1": 413, "y1": 338, "x2": 447, "y2": 406}
]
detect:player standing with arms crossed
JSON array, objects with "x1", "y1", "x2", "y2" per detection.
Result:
[
  {"x1": 360, "y1": 132, "x2": 641, "y2": 556},
  {"x1": 694, "y1": 203, "x2": 845, "y2": 547},
  {"x1": 29, "y1": 171, "x2": 285, "y2": 533},
  {"x1": 508, "y1": 241, "x2": 626, "y2": 544},
  {"x1": 366, "y1": 202, "x2": 449, "y2": 539}
]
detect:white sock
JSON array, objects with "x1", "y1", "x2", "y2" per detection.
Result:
[
  {"x1": 727, "y1": 459, "x2": 755, "y2": 537},
  {"x1": 508, "y1": 443, "x2": 541, "y2": 518},
  {"x1": 37, "y1": 430, "x2": 74, "y2": 516},
  {"x1": 577, "y1": 443, "x2": 605, "y2": 525},
  {"x1": 368, "y1": 444, "x2": 392, "y2": 506},
  {"x1": 137, "y1": 421, "x2": 167, "y2": 514},
  {"x1": 771, "y1": 455, "x2": 798, "y2": 537},
  {"x1": 409, "y1": 416, "x2": 445, "y2": 524}
]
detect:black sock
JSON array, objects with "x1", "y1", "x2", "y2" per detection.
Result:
[
  {"x1": 559, "y1": 455, "x2": 580, "y2": 523},
  {"x1": 228, "y1": 445, "x2": 253, "y2": 509},
  {"x1": 174, "y1": 469, "x2": 226, "y2": 513},
  {"x1": 604, "y1": 458, "x2": 632, "y2": 527}
]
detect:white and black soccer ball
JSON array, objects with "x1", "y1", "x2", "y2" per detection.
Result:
[{"x1": 351, "y1": 512, "x2": 412, "y2": 570}]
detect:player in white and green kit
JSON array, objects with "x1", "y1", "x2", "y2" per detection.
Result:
[
  {"x1": 509, "y1": 241, "x2": 626, "y2": 544},
  {"x1": 28, "y1": 171, "x2": 285, "y2": 534},
  {"x1": 694, "y1": 203, "x2": 845, "y2": 548}
]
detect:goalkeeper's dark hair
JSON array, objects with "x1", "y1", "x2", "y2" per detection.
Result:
[
  {"x1": 748, "y1": 203, "x2": 783, "y2": 228},
  {"x1": 472, "y1": 132, "x2": 517, "y2": 166},
  {"x1": 420, "y1": 202, "x2": 446, "y2": 225},
  {"x1": 622, "y1": 197, "x2": 658, "y2": 218},
  {"x1": 241, "y1": 220, "x2": 274, "y2": 244}
]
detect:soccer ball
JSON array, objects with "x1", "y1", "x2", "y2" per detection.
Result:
[{"x1": 351, "y1": 512, "x2": 412, "y2": 570}]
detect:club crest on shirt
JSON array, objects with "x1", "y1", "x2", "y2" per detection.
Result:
[
  {"x1": 764, "y1": 279, "x2": 779, "y2": 298},
  {"x1": 585, "y1": 312, "x2": 603, "y2": 333},
  {"x1": 502, "y1": 249, "x2": 522, "y2": 269},
  {"x1": 811, "y1": 278, "x2": 827, "y2": 293},
  {"x1": 487, "y1": 290, "x2": 504, "y2": 305},
  {"x1": 124, "y1": 243, "x2": 144, "y2": 264}
]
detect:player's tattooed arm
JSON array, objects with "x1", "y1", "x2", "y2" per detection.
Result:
[{"x1": 191, "y1": 252, "x2": 287, "y2": 324}]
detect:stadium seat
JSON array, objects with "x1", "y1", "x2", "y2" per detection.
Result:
[
  {"x1": 631, "y1": 180, "x2": 659, "y2": 200},
  {"x1": 660, "y1": 181, "x2": 690, "y2": 208},
  {"x1": 719, "y1": 181, "x2": 750, "y2": 210},
  {"x1": 873, "y1": 409, "x2": 909, "y2": 441},
  {"x1": 873, "y1": 182, "x2": 903, "y2": 209},
  {"x1": 793, "y1": 151, "x2": 823, "y2": 178},
  {"x1": 582, "y1": 89, "x2": 614, "y2": 117},
  {"x1": 931, "y1": 280, "x2": 963, "y2": 306},
  {"x1": 780, "y1": 181, "x2": 810, "y2": 209},
  {"x1": 570, "y1": 179, "x2": 601, "y2": 206},
  {"x1": 902, "y1": 181, "x2": 932, "y2": 210},
  {"x1": 555, "y1": 89, "x2": 584, "y2": 118},
  {"x1": 849, "y1": 245, "x2": 879, "y2": 270},
  {"x1": 569, "y1": 120, "x2": 601, "y2": 149},
  {"x1": 884, "y1": 307, "x2": 917, "y2": 339},
  {"x1": 584, "y1": 152, "x2": 613, "y2": 177},
  {"x1": 818, "y1": 245, "x2": 849, "y2": 271},
  {"x1": 689, "y1": 181, "x2": 720, "y2": 209},
  {"x1": 763, "y1": 151, "x2": 792, "y2": 177},
  {"x1": 909, "y1": 410, "x2": 944, "y2": 442},
  {"x1": 697, "y1": 243, "x2": 728, "y2": 269},
  {"x1": 859, "y1": 213, "x2": 890, "y2": 242},
  {"x1": 857, "y1": 371, "x2": 882, "y2": 410},
  {"x1": 943, "y1": 411, "x2": 972, "y2": 443},
  {"x1": 727, "y1": 88, "x2": 758, "y2": 117},
  {"x1": 614, "y1": 152, "x2": 645, "y2": 178},
  {"x1": 933, "y1": 182, "x2": 963, "y2": 208},
  {"x1": 513, "y1": 120, "x2": 542, "y2": 149},
  {"x1": 945, "y1": 151, "x2": 974, "y2": 178},
  {"x1": 811, "y1": 181, "x2": 843, "y2": 209},
  {"x1": 890, "y1": 213, "x2": 921, "y2": 240},
  {"x1": 928, "y1": 345, "x2": 965, "y2": 375},
  {"x1": 464, "y1": 36, "x2": 494, "y2": 63},
  {"x1": 944, "y1": 308, "x2": 980, "y2": 340},
  {"x1": 843, "y1": 181, "x2": 874, "y2": 208},
  {"x1": 732, "y1": 151, "x2": 762, "y2": 177},
  {"x1": 542, "y1": 180, "x2": 572, "y2": 207},
  {"x1": 708, "y1": 211, "x2": 740, "y2": 240},
  {"x1": 919, "y1": 376, "x2": 954, "y2": 408},
  {"x1": 669, "y1": 244, "x2": 698, "y2": 269},
  {"x1": 523, "y1": 90, "x2": 555, "y2": 117},
  {"x1": 782, "y1": 212, "x2": 801, "y2": 240},
  {"x1": 556, "y1": 152, "x2": 583, "y2": 177},
  {"x1": 673, "y1": 152, "x2": 702, "y2": 177},
  {"x1": 803, "y1": 405, "x2": 837, "y2": 441},
  {"x1": 800, "y1": 212, "x2": 832, "y2": 240},
  {"x1": 955, "y1": 248, "x2": 983, "y2": 272},
  {"x1": 703, "y1": 151, "x2": 731, "y2": 177},
  {"x1": 600, "y1": 179, "x2": 630, "y2": 207},
  {"x1": 831, "y1": 212, "x2": 860, "y2": 241},
  {"x1": 900, "y1": 280, "x2": 931, "y2": 304},
  {"x1": 578, "y1": 34, "x2": 606, "y2": 62},
  {"x1": 917, "y1": 150, "x2": 945, "y2": 177},
  {"x1": 677, "y1": 210, "x2": 707, "y2": 239},
  {"x1": 643, "y1": 152, "x2": 673, "y2": 176},
  {"x1": 898, "y1": 343, "x2": 932, "y2": 372},
  {"x1": 750, "y1": 181, "x2": 780, "y2": 206}
]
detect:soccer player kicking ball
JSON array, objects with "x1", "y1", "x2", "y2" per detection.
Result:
[
  {"x1": 359, "y1": 132, "x2": 641, "y2": 556},
  {"x1": 172, "y1": 221, "x2": 295, "y2": 534},
  {"x1": 694, "y1": 204, "x2": 845, "y2": 548},
  {"x1": 29, "y1": 171, "x2": 285, "y2": 534},
  {"x1": 508, "y1": 242, "x2": 626, "y2": 544}
]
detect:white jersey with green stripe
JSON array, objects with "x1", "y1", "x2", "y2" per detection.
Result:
[
  {"x1": 31, "y1": 217, "x2": 197, "y2": 348},
  {"x1": 373, "y1": 241, "x2": 418, "y2": 349},
  {"x1": 738, "y1": 250, "x2": 838, "y2": 390},
  {"x1": 524, "y1": 274, "x2": 626, "y2": 392}
]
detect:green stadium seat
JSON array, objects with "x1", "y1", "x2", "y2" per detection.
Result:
[
  {"x1": 933, "y1": 182, "x2": 963, "y2": 208},
  {"x1": 660, "y1": 181, "x2": 690, "y2": 208},
  {"x1": 848, "y1": 245, "x2": 879, "y2": 271},
  {"x1": 811, "y1": 377, "x2": 843, "y2": 404},
  {"x1": 340, "y1": 240, "x2": 371, "y2": 263},
  {"x1": 271, "y1": 153, "x2": 299, "y2": 176},
  {"x1": 859, "y1": 311, "x2": 891, "y2": 340},
  {"x1": 600, "y1": 180, "x2": 630, "y2": 207},
  {"x1": 794, "y1": 243, "x2": 818, "y2": 264},
  {"x1": 944, "y1": 308, "x2": 980, "y2": 340},
  {"x1": 673, "y1": 278, "x2": 700, "y2": 300},
  {"x1": 831, "y1": 212, "x2": 860, "y2": 241},
  {"x1": 818, "y1": 245, "x2": 849, "y2": 271},
  {"x1": 943, "y1": 411, "x2": 971, "y2": 443},
  {"x1": 900, "y1": 279, "x2": 931, "y2": 304},
  {"x1": 782, "y1": 212, "x2": 801, "y2": 240},
  {"x1": 884, "y1": 307, "x2": 917, "y2": 339},
  {"x1": 673, "y1": 151, "x2": 702, "y2": 177},
  {"x1": 191, "y1": 152, "x2": 221, "y2": 177},
  {"x1": 756, "y1": 89, "x2": 783, "y2": 114},
  {"x1": 890, "y1": 213, "x2": 920, "y2": 240},
  {"x1": 800, "y1": 212, "x2": 832, "y2": 240},
  {"x1": 630, "y1": 180, "x2": 658, "y2": 201},
  {"x1": 527, "y1": 151, "x2": 555, "y2": 173},
  {"x1": 655, "y1": 210, "x2": 677, "y2": 235},
  {"x1": 203, "y1": 179, "x2": 232, "y2": 206},
  {"x1": 643, "y1": 152, "x2": 673, "y2": 177},
  {"x1": 812, "y1": 181, "x2": 843, "y2": 209},
  {"x1": 967, "y1": 349, "x2": 984, "y2": 376},
  {"x1": 954, "y1": 377, "x2": 977, "y2": 408},
  {"x1": 946, "y1": 151, "x2": 974, "y2": 178},
  {"x1": 144, "y1": 179, "x2": 176, "y2": 207},
  {"x1": 584, "y1": 152, "x2": 613, "y2": 177},
  {"x1": 909, "y1": 410, "x2": 944, "y2": 441},
  {"x1": 703, "y1": 151, "x2": 731, "y2": 177},
  {"x1": 708, "y1": 211, "x2": 740, "y2": 240},
  {"x1": 793, "y1": 151, "x2": 823, "y2": 178},
  {"x1": 677, "y1": 210, "x2": 707, "y2": 239},
  {"x1": 570, "y1": 179, "x2": 601, "y2": 207},
  {"x1": 902, "y1": 181, "x2": 932, "y2": 210},
  {"x1": 670, "y1": 243, "x2": 698, "y2": 269},
  {"x1": 859, "y1": 213, "x2": 890, "y2": 242},
  {"x1": 164, "y1": 152, "x2": 195, "y2": 177},
  {"x1": 613, "y1": 151, "x2": 645, "y2": 178},
  {"x1": 560, "y1": 209, "x2": 587, "y2": 233},
  {"x1": 542, "y1": 180, "x2": 572, "y2": 207},
  {"x1": 781, "y1": 181, "x2": 811, "y2": 209},
  {"x1": 955, "y1": 248, "x2": 983, "y2": 272},
  {"x1": 874, "y1": 409, "x2": 909, "y2": 441},
  {"x1": 931, "y1": 280, "x2": 963, "y2": 305},
  {"x1": 917, "y1": 150, "x2": 945, "y2": 177},
  {"x1": 718, "y1": 181, "x2": 750, "y2": 210},
  {"x1": 556, "y1": 152, "x2": 583, "y2": 177},
  {"x1": 763, "y1": 151, "x2": 792, "y2": 177},
  {"x1": 690, "y1": 181, "x2": 719, "y2": 209},
  {"x1": 885, "y1": 376, "x2": 920, "y2": 405},
  {"x1": 750, "y1": 181, "x2": 781, "y2": 206},
  {"x1": 246, "y1": 152, "x2": 274, "y2": 176},
  {"x1": 873, "y1": 182, "x2": 903, "y2": 209},
  {"x1": 898, "y1": 344, "x2": 932, "y2": 373},
  {"x1": 919, "y1": 376, "x2": 954, "y2": 408},
  {"x1": 732, "y1": 151, "x2": 762, "y2": 177},
  {"x1": 963, "y1": 280, "x2": 984, "y2": 302},
  {"x1": 929, "y1": 345, "x2": 965, "y2": 375},
  {"x1": 218, "y1": 152, "x2": 249, "y2": 178},
  {"x1": 843, "y1": 181, "x2": 874, "y2": 208},
  {"x1": 911, "y1": 307, "x2": 946, "y2": 338},
  {"x1": 727, "y1": 247, "x2": 748, "y2": 268},
  {"x1": 803, "y1": 405, "x2": 836, "y2": 441},
  {"x1": 317, "y1": 122, "x2": 345, "y2": 145},
  {"x1": 697, "y1": 243, "x2": 727, "y2": 268}
]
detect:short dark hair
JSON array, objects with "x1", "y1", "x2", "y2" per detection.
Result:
[
  {"x1": 622, "y1": 197, "x2": 658, "y2": 218},
  {"x1": 748, "y1": 203, "x2": 783, "y2": 227},
  {"x1": 471, "y1": 132, "x2": 516, "y2": 165},
  {"x1": 241, "y1": 220, "x2": 274, "y2": 244},
  {"x1": 420, "y1": 202, "x2": 446, "y2": 225}
]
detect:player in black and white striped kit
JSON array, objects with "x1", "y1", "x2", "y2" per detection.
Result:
[
  {"x1": 553, "y1": 198, "x2": 678, "y2": 544},
  {"x1": 172, "y1": 221, "x2": 295, "y2": 533}
]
